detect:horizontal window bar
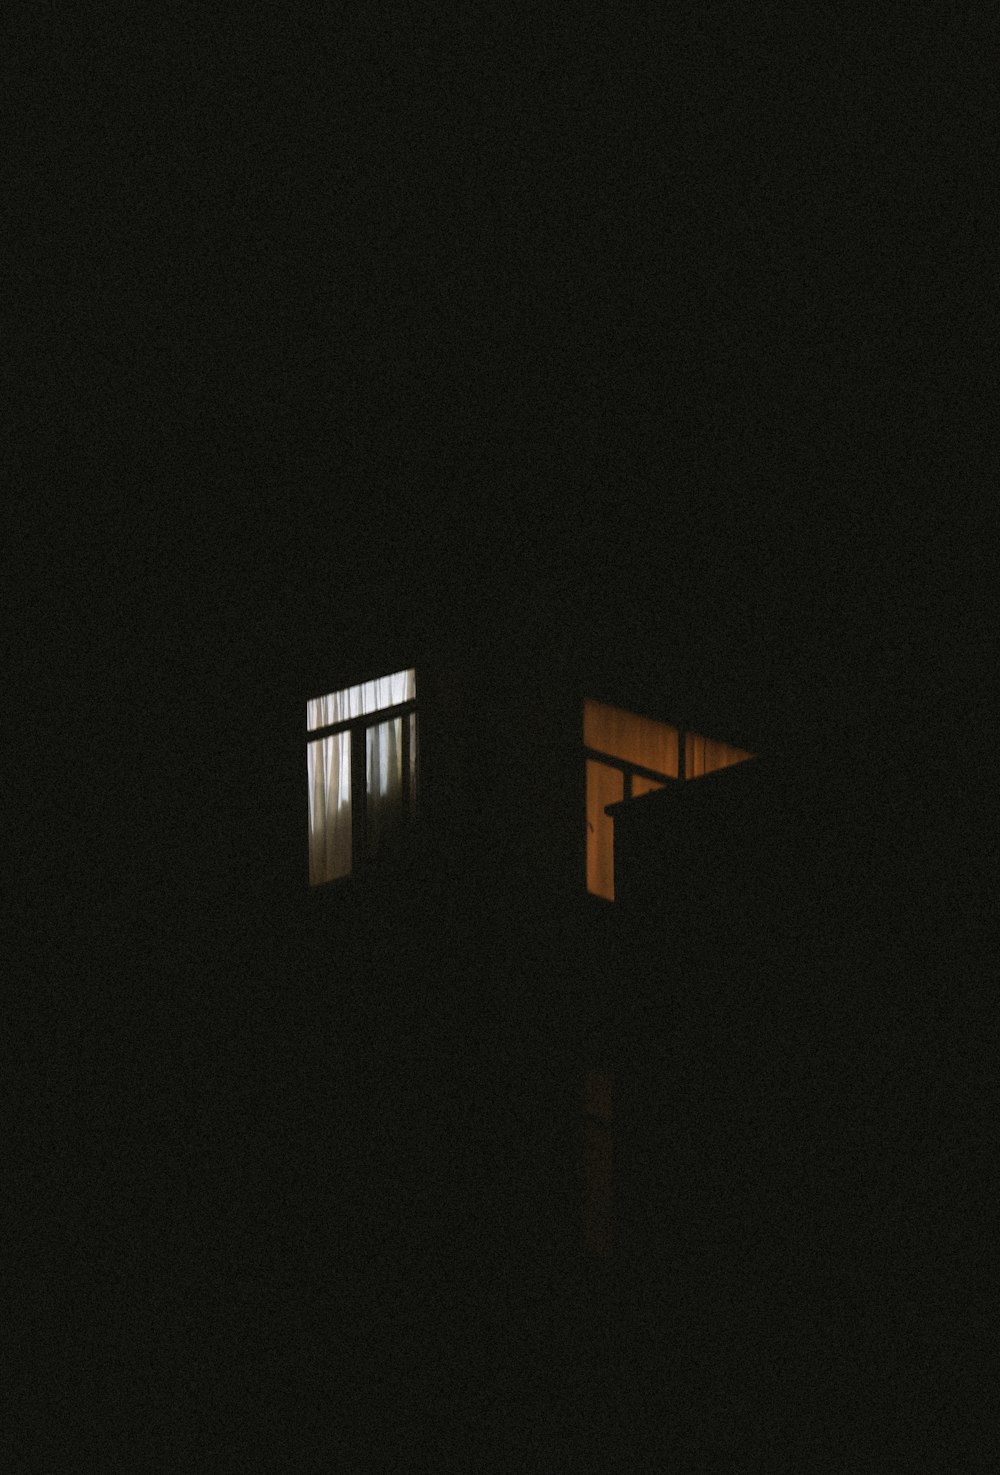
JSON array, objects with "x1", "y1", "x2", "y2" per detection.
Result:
[
  {"x1": 307, "y1": 668, "x2": 416, "y2": 731},
  {"x1": 307, "y1": 699, "x2": 417, "y2": 740},
  {"x1": 583, "y1": 747, "x2": 677, "y2": 786}
]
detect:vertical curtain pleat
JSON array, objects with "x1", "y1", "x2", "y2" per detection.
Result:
[
  {"x1": 306, "y1": 672, "x2": 417, "y2": 884},
  {"x1": 366, "y1": 717, "x2": 403, "y2": 857},
  {"x1": 308, "y1": 730, "x2": 352, "y2": 884},
  {"x1": 307, "y1": 668, "x2": 415, "y2": 731}
]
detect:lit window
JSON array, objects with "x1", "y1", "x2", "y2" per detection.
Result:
[
  {"x1": 584, "y1": 699, "x2": 680, "y2": 901},
  {"x1": 583, "y1": 699, "x2": 753, "y2": 899},
  {"x1": 307, "y1": 668, "x2": 417, "y2": 885}
]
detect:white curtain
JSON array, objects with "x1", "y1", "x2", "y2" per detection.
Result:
[
  {"x1": 365, "y1": 717, "x2": 403, "y2": 857},
  {"x1": 306, "y1": 672, "x2": 417, "y2": 882},
  {"x1": 307, "y1": 668, "x2": 415, "y2": 732},
  {"x1": 308, "y1": 730, "x2": 352, "y2": 884}
]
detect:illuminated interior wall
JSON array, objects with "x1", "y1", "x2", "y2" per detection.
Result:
[
  {"x1": 583, "y1": 699, "x2": 680, "y2": 778},
  {"x1": 586, "y1": 760, "x2": 624, "y2": 901},
  {"x1": 685, "y1": 731, "x2": 754, "y2": 778}
]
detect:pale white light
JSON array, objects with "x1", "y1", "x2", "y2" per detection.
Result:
[
  {"x1": 307, "y1": 668, "x2": 415, "y2": 732},
  {"x1": 307, "y1": 729, "x2": 352, "y2": 884}
]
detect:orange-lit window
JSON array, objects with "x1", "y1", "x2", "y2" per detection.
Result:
[
  {"x1": 583, "y1": 699, "x2": 680, "y2": 778},
  {"x1": 583, "y1": 699, "x2": 754, "y2": 899},
  {"x1": 307, "y1": 668, "x2": 417, "y2": 885},
  {"x1": 583, "y1": 700, "x2": 680, "y2": 900}
]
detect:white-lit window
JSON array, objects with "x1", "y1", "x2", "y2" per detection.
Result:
[{"x1": 307, "y1": 668, "x2": 417, "y2": 885}]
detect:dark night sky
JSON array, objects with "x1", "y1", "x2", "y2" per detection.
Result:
[
  {"x1": 16, "y1": 5, "x2": 992, "y2": 694},
  {"x1": 16, "y1": 9, "x2": 990, "y2": 858},
  {"x1": 12, "y1": 4, "x2": 993, "y2": 927}
]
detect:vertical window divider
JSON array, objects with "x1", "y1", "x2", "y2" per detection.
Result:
[
  {"x1": 352, "y1": 725, "x2": 368, "y2": 867},
  {"x1": 401, "y1": 706, "x2": 411, "y2": 817}
]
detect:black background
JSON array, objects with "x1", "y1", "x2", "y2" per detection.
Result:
[{"x1": 11, "y1": 6, "x2": 996, "y2": 1465}]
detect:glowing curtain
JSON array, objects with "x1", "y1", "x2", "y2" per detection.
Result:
[
  {"x1": 307, "y1": 668, "x2": 415, "y2": 732},
  {"x1": 307, "y1": 670, "x2": 416, "y2": 883},
  {"x1": 365, "y1": 716, "x2": 403, "y2": 857},
  {"x1": 307, "y1": 730, "x2": 352, "y2": 885}
]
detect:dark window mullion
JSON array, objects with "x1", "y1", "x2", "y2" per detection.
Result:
[
  {"x1": 401, "y1": 709, "x2": 411, "y2": 817},
  {"x1": 351, "y1": 726, "x2": 367, "y2": 867},
  {"x1": 308, "y1": 699, "x2": 416, "y2": 741},
  {"x1": 583, "y1": 747, "x2": 676, "y2": 786}
]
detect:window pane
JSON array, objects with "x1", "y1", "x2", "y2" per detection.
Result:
[
  {"x1": 366, "y1": 717, "x2": 403, "y2": 857},
  {"x1": 685, "y1": 731, "x2": 754, "y2": 778},
  {"x1": 586, "y1": 759, "x2": 624, "y2": 901},
  {"x1": 583, "y1": 699, "x2": 679, "y2": 778},
  {"x1": 307, "y1": 668, "x2": 415, "y2": 731},
  {"x1": 308, "y1": 731, "x2": 352, "y2": 884}
]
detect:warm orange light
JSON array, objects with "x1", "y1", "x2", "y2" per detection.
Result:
[
  {"x1": 685, "y1": 731, "x2": 754, "y2": 778},
  {"x1": 586, "y1": 760, "x2": 623, "y2": 901},
  {"x1": 584, "y1": 700, "x2": 679, "y2": 899},
  {"x1": 583, "y1": 698, "x2": 754, "y2": 900},
  {"x1": 583, "y1": 699, "x2": 680, "y2": 777}
]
